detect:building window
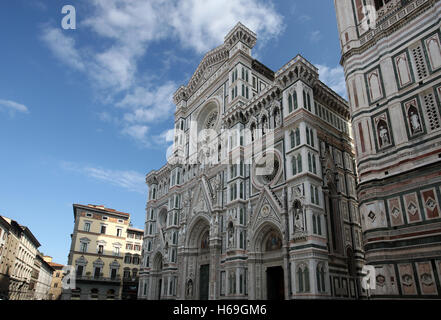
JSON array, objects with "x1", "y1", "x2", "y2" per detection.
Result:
[
  {"x1": 84, "y1": 222, "x2": 91, "y2": 232},
  {"x1": 290, "y1": 128, "x2": 300, "y2": 149},
  {"x1": 239, "y1": 230, "x2": 246, "y2": 249},
  {"x1": 308, "y1": 153, "x2": 317, "y2": 174},
  {"x1": 297, "y1": 154, "x2": 303, "y2": 173},
  {"x1": 94, "y1": 267, "x2": 101, "y2": 279},
  {"x1": 297, "y1": 265, "x2": 310, "y2": 293},
  {"x1": 114, "y1": 247, "x2": 120, "y2": 257},
  {"x1": 76, "y1": 265, "x2": 84, "y2": 277},
  {"x1": 292, "y1": 156, "x2": 297, "y2": 176},
  {"x1": 80, "y1": 242, "x2": 88, "y2": 253},
  {"x1": 310, "y1": 185, "x2": 319, "y2": 205},
  {"x1": 124, "y1": 255, "x2": 131, "y2": 264},
  {"x1": 307, "y1": 93, "x2": 311, "y2": 111},
  {"x1": 90, "y1": 288, "x2": 99, "y2": 299},
  {"x1": 230, "y1": 183, "x2": 237, "y2": 201},
  {"x1": 100, "y1": 225, "x2": 106, "y2": 234},
  {"x1": 239, "y1": 208, "x2": 246, "y2": 225},
  {"x1": 316, "y1": 264, "x2": 326, "y2": 293},
  {"x1": 306, "y1": 127, "x2": 314, "y2": 147},
  {"x1": 312, "y1": 214, "x2": 322, "y2": 235},
  {"x1": 110, "y1": 268, "x2": 117, "y2": 280},
  {"x1": 116, "y1": 228, "x2": 122, "y2": 237},
  {"x1": 98, "y1": 245, "x2": 104, "y2": 254}
]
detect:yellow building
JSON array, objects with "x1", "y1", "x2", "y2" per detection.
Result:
[
  {"x1": 122, "y1": 227, "x2": 143, "y2": 299},
  {"x1": 63, "y1": 204, "x2": 142, "y2": 300},
  {"x1": 43, "y1": 256, "x2": 64, "y2": 300}
]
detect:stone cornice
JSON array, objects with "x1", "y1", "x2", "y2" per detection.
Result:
[
  {"x1": 173, "y1": 45, "x2": 229, "y2": 105},
  {"x1": 314, "y1": 81, "x2": 350, "y2": 120}
]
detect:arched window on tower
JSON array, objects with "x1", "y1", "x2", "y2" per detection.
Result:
[
  {"x1": 290, "y1": 131, "x2": 295, "y2": 149},
  {"x1": 297, "y1": 154, "x2": 303, "y2": 173},
  {"x1": 288, "y1": 93, "x2": 293, "y2": 113},
  {"x1": 316, "y1": 264, "x2": 326, "y2": 293},
  {"x1": 297, "y1": 265, "x2": 310, "y2": 293},
  {"x1": 291, "y1": 156, "x2": 297, "y2": 176},
  {"x1": 261, "y1": 116, "x2": 268, "y2": 136},
  {"x1": 250, "y1": 122, "x2": 256, "y2": 142}
]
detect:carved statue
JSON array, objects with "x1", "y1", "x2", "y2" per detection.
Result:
[
  {"x1": 211, "y1": 174, "x2": 221, "y2": 204},
  {"x1": 409, "y1": 111, "x2": 421, "y2": 133},
  {"x1": 379, "y1": 125, "x2": 390, "y2": 145},
  {"x1": 186, "y1": 279, "x2": 193, "y2": 297},
  {"x1": 228, "y1": 224, "x2": 234, "y2": 248},
  {"x1": 292, "y1": 200, "x2": 305, "y2": 234}
]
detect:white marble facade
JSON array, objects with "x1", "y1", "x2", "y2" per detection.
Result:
[{"x1": 138, "y1": 23, "x2": 363, "y2": 300}]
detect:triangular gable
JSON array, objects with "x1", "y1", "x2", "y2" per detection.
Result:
[{"x1": 250, "y1": 186, "x2": 284, "y2": 231}]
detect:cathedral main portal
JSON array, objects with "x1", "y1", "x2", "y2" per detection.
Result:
[
  {"x1": 199, "y1": 264, "x2": 209, "y2": 300},
  {"x1": 266, "y1": 266, "x2": 284, "y2": 300}
]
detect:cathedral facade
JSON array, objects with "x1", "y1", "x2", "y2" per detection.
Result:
[
  {"x1": 138, "y1": 23, "x2": 364, "y2": 300},
  {"x1": 335, "y1": 0, "x2": 441, "y2": 298}
]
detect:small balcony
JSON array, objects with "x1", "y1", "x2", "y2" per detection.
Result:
[{"x1": 76, "y1": 274, "x2": 121, "y2": 283}]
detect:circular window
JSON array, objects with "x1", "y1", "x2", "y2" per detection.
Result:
[
  {"x1": 204, "y1": 111, "x2": 218, "y2": 129},
  {"x1": 253, "y1": 151, "x2": 281, "y2": 187}
]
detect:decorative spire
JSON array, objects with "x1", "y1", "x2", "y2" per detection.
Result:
[{"x1": 224, "y1": 22, "x2": 257, "y2": 50}]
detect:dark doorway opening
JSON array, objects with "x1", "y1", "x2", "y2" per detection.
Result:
[
  {"x1": 199, "y1": 264, "x2": 210, "y2": 300},
  {"x1": 157, "y1": 279, "x2": 162, "y2": 300},
  {"x1": 266, "y1": 266, "x2": 285, "y2": 300}
]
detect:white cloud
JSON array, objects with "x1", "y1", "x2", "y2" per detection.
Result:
[
  {"x1": 159, "y1": 128, "x2": 175, "y2": 143},
  {"x1": 298, "y1": 15, "x2": 312, "y2": 23},
  {"x1": 122, "y1": 125, "x2": 149, "y2": 144},
  {"x1": 316, "y1": 64, "x2": 348, "y2": 99},
  {"x1": 309, "y1": 30, "x2": 322, "y2": 43},
  {"x1": 119, "y1": 81, "x2": 177, "y2": 124},
  {"x1": 0, "y1": 99, "x2": 30, "y2": 115},
  {"x1": 62, "y1": 161, "x2": 146, "y2": 194},
  {"x1": 41, "y1": 0, "x2": 284, "y2": 146},
  {"x1": 41, "y1": 28, "x2": 85, "y2": 71},
  {"x1": 168, "y1": 0, "x2": 284, "y2": 53}
]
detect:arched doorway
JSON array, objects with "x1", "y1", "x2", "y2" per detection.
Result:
[
  {"x1": 251, "y1": 222, "x2": 286, "y2": 300},
  {"x1": 267, "y1": 266, "x2": 284, "y2": 300},
  {"x1": 264, "y1": 229, "x2": 285, "y2": 300},
  {"x1": 186, "y1": 216, "x2": 211, "y2": 300},
  {"x1": 152, "y1": 252, "x2": 163, "y2": 300},
  {"x1": 199, "y1": 231, "x2": 210, "y2": 300}
]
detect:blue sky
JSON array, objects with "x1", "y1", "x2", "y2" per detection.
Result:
[{"x1": 0, "y1": 0, "x2": 346, "y2": 265}]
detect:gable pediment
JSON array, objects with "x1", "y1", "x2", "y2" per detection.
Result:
[{"x1": 174, "y1": 45, "x2": 229, "y2": 104}]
